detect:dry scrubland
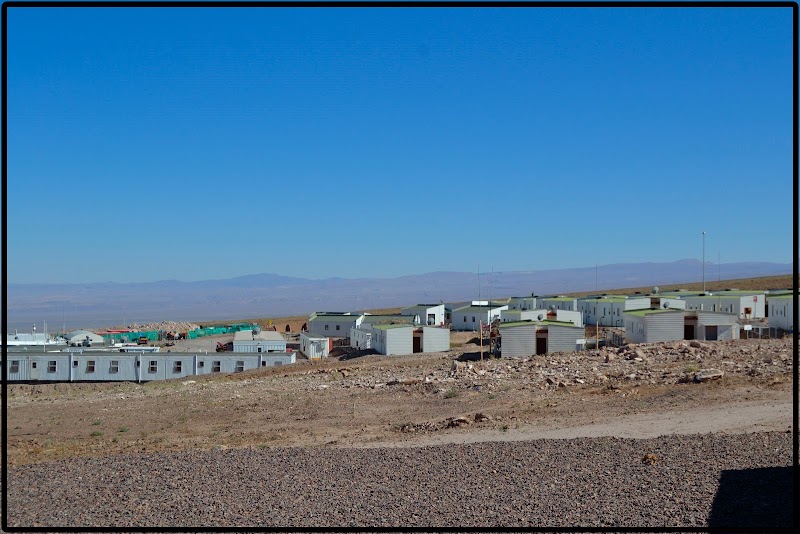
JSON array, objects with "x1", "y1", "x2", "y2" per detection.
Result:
[{"x1": 5, "y1": 274, "x2": 795, "y2": 528}]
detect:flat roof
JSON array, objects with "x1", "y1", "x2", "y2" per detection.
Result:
[
  {"x1": 233, "y1": 330, "x2": 285, "y2": 342},
  {"x1": 372, "y1": 324, "x2": 414, "y2": 330},
  {"x1": 624, "y1": 308, "x2": 683, "y2": 317},
  {"x1": 310, "y1": 315, "x2": 362, "y2": 322},
  {"x1": 541, "y1": 296, "x2": 576, "y2": 302}
]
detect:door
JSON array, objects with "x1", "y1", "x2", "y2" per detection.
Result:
[
  {"x1": 30, "y1": 360, "x2": 40, "y2": 380},
  {"x1": 413, "y1": 332, "x2": 422, "y2": 353},
  {"x1": 427, "y1": 313, "x2": 435, "y2": 326},
  {"x1": 705, "y1": 325, "x2": 718, "y2": 341},
  {"x1": 536, "y1": 337, "x2": 547, "y2": 355},
  {"x1": 684, "y1": 325, "x2": 695, "y2": 340}
]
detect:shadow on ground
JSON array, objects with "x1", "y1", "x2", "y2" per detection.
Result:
[
  {"x1": 457, "y1": 351, "x2": 500, "y2": 362},
  {"x1": 707, "y1": 465, "x2": 793, "y2": 528}
]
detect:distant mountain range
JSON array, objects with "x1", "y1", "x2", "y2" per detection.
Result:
[{"x1": 5, "y1": 259, "x2": 792, "y2": 331}]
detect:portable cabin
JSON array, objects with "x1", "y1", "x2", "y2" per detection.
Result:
[
  {"x1": 401, "y1": 304, "x2": 446, "y2": 326},
  {"x1": 767, "y1": 293, "x2": 794, "y2": 333},
  {"x1": 300, "y1": 332, "x2": 331, "y2": 359},
  {"x1": 413, "y1": 326, "x2": 450, "y2": 353},
  {"x1": 232, "y1": 330, "x2": 287, "y2": 353},
  {"x1": 507, "y1": 295, "x2": 540, "y2": 311},
  {"x1": 538, "y1": 296, "x2": 578, "y2": 312},
  {"x1": 307, "y1": 312, "x2": 364, "y2": 338},
  {"x1": 578, "y1": 296, "x2": 650, "y2": 327},
  {"x1": 499, "y1": 320, "x2": 584, "y2": 357},
  {"x1": 623, "y1": 309, "x2": 684, "y2": 344},
  {"x1": 349, "y1": 327, "x2": 373, "y2": 350},
  {"x1": 683, "y1": 311, "x2": 740, "y2": 341},
  {"x1": 665, "y1": 291, "x2": 765, "y2": 319},
  {"x1": 371, "y1": 324, "x2": 414, "y2": 355},
  {"x1": 450, "y1": 304, "x2": 509, "y2": 331}
]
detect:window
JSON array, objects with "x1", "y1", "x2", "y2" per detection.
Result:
[
  {"x1": 261, "y1": 361, "x2": 267, "y2": 367},
  {"x1": 325, "y1": 325, "x2": 329, "y2": 331},
  {"x1": 110, "y1": 361, "x2": 119, "y2": 374},
  {"x1": 212, "y1": 361, "x2": 221, "y2": 373},
  {"x1": 463, "y1": 316, "x2": 467, "y2": 323},
  {"x1": 31, "y1": 362, "x2": 37, "y2": 369},
  {"x1": 235, "y1": 361, "x2": 245, "y2": 372},
  {"x1": 336, "y1": 325, "x2": 340, "y2": 331},
  {"x1": 174, "y1": 361, "x2": 182, "y2": 373},
  {"x1": 258, "y1": 347, "x2": 262, "y2": 353},
  {"x1": 48, "y1": 361, "x2": 57, "y2": 373},
  {"x1": 472, "y1": 316, "x2": 476, "y2": 323},
  {"x1": 149, "y1": 360, "x2": 158, "y2": 373},
  {"x1": 10, "y1": 361, "x2": 19, "y2": 373},
  {"x1": 86, "y1": 360, "x2": 95, "y2": 373},
  {"x1": 198, "y1": 361, "x2": 205, "y2": 368},
  {"x1": 73, "y1": 360, "x2": 78, "y2": 368}
]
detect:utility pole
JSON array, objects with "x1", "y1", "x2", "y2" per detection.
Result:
[{"x1": 702, "y1": 231, "x2": 706, "y2": 293}]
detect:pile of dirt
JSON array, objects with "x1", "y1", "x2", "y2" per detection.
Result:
[{"x1": 115, "y1": 321, "x2": 201, "y2": 332}]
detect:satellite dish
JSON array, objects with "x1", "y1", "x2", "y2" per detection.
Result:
[
  {"x1": 663, "y1": 302, "x2": 670, "y2": 309},
  {"x1": 653, "y1": 286, "x2": 659, "y2": 294},
  {"x1": 549, "y1": 304, "x2": 556, "y2": 311},
  {"x1": 537, "y1": 314, "x2": 544, "y2": 321}
]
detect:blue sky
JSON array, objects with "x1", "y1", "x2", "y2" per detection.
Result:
[{"x1": 7, "y1": 5, "x2": 794, "y2": 283}]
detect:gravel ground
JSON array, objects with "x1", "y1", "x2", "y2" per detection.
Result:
[{"x1": 6, "y1": 431, "x2": 791, "y2": 529}]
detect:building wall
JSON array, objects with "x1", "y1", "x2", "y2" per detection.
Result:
[
  {"x1": 500, "y1": 323, "x2": 538, "y2": 358},
  {"x1": 233, "y1": 339, "x2": 287, "y2": 353},
  {"x1": 451, "y1": 306, "x2": 509, "y2": 331},
  {"x1": 508, "y1": 297, "x2": 538, "y2": 311},
  {"x1": 539, "y1": 298, "x2": 577, "y2": 311},
  {"x1": 625, "y1": 315, "x2": 648, "y2": 344},
  {"x1": 694, "y1": 312, "x2": 740, "y2": 341},
  {"x1": 308, "y1": 317, "x2": 358, "y2": 337},
  {"x1": 643, "y1": 312, "x2": 684, "y2": 343},
  {"x1": 4, "y1": 352, "x2": 295, "y2": 382},
  {"x1": 547, "y1": 324, "x2": 584, "y2": 353},
  {"x1": 555, "y1": 309, "x2": 583, "y2": 327},
  {"x1": 300, "y1": 332, "x2": 329, "y2": 359},
  {"x1": 401, "y1": 305, "x2": 445, "y2": 326},
  {"x1": 768, "y1": 297, "x2": 794, "y2": 332},
  {"x1": 349, "y1": 327, "x2": 372, "y2": 350},
  {"x1": 682, "y1": 295, "x2": 764, "y2": 318},
  {"x1": 421, "y1": 327, "x2": 450, "y2": 352},
  {"x1": 384, "y1": 327, "x2": 413, "y2": 356}
]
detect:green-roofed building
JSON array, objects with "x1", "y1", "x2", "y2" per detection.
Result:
[
  {"x1": 623, "y1": 308, "x2": 684, "y2": 343},
  {"x1": 307, "y1": 312, "x2": 365, "y2": 338},
  {"x1": 577, "y1": 295, "x2": 651, "y2": 327},
  {"x1": 498, "y1": 319, "x2": 584, "y2": 357},
  {"x1": 539, "y1": 296, "x2": 578, "y2": 312},
  {"x1": 767, "y1": 292, "x2": 795, "y2": 332}
]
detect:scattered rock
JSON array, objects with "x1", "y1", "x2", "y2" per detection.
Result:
[{"x1": 693, "y1": 369, "x2": 724, "y2": 383}]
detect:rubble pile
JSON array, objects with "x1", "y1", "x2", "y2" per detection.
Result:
[
  {"x1": 301, "y1": 337, "x2": 793, "y2": 395},
  {"x1": 124, "y1": 321, "x2": 201, "y2": 332}
]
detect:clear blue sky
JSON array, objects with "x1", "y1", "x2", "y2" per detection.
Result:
[{"x1": 7, "y1": 5, "x2": 794, "y2": 283}]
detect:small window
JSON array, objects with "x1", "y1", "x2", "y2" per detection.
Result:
[
  {"x1": 472, "y1": 316, "x2": 476, "y2": 323},
  {"x1": 325, "y1": 325, "x2": 329, "y2": 331},
  {"x1": 336, "y1": 325, "x2": 340, "y2": 331},
  {"x1": 258, "y1": 347, "x2": 262, "y2": 353},
  {"x1": 261, "y1": 361, "x2": 267, "y2": 367},
  {"x1": 149, "y1": 360, "x2": 158, "y2": 373},
  {"x1": 174, "y1": 361, "x2": 182, "y2": 373},
  {"x1": 110, "y1": 361, "x2": 119, "y2": 373},
  {"x1": 198, "y1": 361, "x2": 205, "y2": 368},
  {"x1": 86, "y1": 360, "x2": 95, "y2": 373},
  {"x1": 235, "y1": 360, "x2": 245, "y2": 372},
  {"x1": 212, "y1": 361, "x2": 221, "y2": 373},
  {"x1": 73, "y1": 360, "x2": 79, "y2": 368},
  {"x1": 32, "y1": 362, "x2": 37, "y2": 369},
  {"x1": 48, "y1": 361, "x2": 57, "y2": 373},
  {"x1": 10, "y1": 361, "x2": 19, "y2": 373}
]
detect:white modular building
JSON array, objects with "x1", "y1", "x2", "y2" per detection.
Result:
[
  {"x1": 307, "y1": 312, "x2": 364, "y2": 338},
  {"x1": 499, "y1": 320, "x2": 584, "y2": 357},
  {"x1": 679, "y1": 293, "x2": 765, "y2": 319},
  {"x1": 401, "y1": 304, "x2": 446, "y2": 326},
  {"x1": 451, "y1": 304, "x2": 509, "y2": 331},
  {"x1": 501, "y1": 308, "x2": 583, "y2": 327},
  {"x1": 65, "y1": 330, "x2": 106, "y2": 347},
  {"x1": 624, "y1": 309, "x2": 684, "y2": 344},
  {"x1": 360, "y1": 314, "x2": 416, "y2": 328},
  {"x1": 539, "y1": 296, "x2": 578, "y2": 311},
  {"x1": 683, "y1": 311, "x2": 740, "y2": 341},
  {"x1": 507, "y1": 296, "x2": 540, "y2": 311},
  {"x1": 371, "y1": 324, "x2": 414, "y2": 356},
  {"x1": 349, "y1": 327, "x2": 373, "y2": 350},
  {"x1": 578, "y1": 296, "x2": 651, "y2": 327},
  {"x1": 767, "y1": 293, "x2": 794, "y2": 332},
  {"x1": 419, "y1": 326, "x2": 450, "y2": 352},
  {"x1": 232, "y1": 330, "x2": 287, "y2": 353},
  {"x1": 300, "y1": 332, "x2": 331, "y2": 359}
]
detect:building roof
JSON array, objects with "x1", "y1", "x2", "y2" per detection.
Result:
[
  {"x1": 541, "y1": 296, "x2": 576, "y2": 302},
  {"x1": 309, "y1": 314, "x2": 363, "y2": 323},
  {"x1": 234, "y1": 330, "x2": 285, "y2": 342},
  {"x1": 624, "y1": 308, "x2": 683, "y2": 317},
  {"x1": 372, "y1": 324, "x2": 414, "y2": 330},
  {"x1": 498, "y1": 319, "x2": 580, "y2": 329}
]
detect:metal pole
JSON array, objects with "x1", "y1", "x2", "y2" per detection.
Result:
[{"x1": 702, "y1": 231, "x2": 706, "y2": 292}]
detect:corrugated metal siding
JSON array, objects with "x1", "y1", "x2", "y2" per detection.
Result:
[
  {"x1": 500, "y1": 324, "x2": 537, "y2": 358},
  {"x1": 384, "y1": 328, "x2": 413, "y2": 355},
  {"x1": 422, "y1": 327, "x2": 449, "y2": 352},
  {"x1": 644, "y1": 312, "x2": 683, "y2": 343},
  {"x1": 232, "y1": 340, "x2": 287, "y2": 353},
  {"x1": 308, "y1": 318, "x2": 357, "y2": 337},
  {"x1": 547, "y1": 325, "x2": 583, "y2": 353},
  {"x1": 625, "y1": 315, "x2": 647, "y2": 344}
]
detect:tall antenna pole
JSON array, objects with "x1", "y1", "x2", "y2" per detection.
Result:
[
  {"x1": 702, "y1": 231, "x2": 706, "y2": 292},
  {"x1": 718, "y1": 251, "x2": 721, "y2": 283},
  {"x1": 478, "y1": 265, "x2": 482, "y2": 362}
]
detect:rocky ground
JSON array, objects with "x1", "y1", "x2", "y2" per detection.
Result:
[{"x1": 5, "y1": 335, "x2": 794, "y2": 528}]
